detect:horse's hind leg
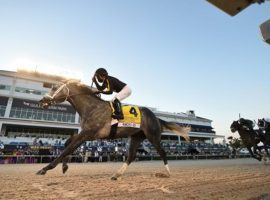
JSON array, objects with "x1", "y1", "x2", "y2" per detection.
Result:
[
  {"x1": 142, "y1": 110, "x2": 170, "y2": 176},
  {"x1": 152, "y1": 141, "x2": 170, "y2": 176},
  {"x1": 111, "y1": 132, "x2": 145, "y2": 180},
  {"x1": 147, "y1": 135, "x2": 170, "y2": 176},
  {"x1": 263, "y1": 145, "x2": 270, "y2": 158},
  {"x1": 37, "y1": 133, "x2": 86, "y2": 175}
]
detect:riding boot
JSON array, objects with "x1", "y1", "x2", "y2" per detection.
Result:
[{"x1": 112, "y1": 98, "x2": 124, "y2": 120}]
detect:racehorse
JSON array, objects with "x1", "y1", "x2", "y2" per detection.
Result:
[
  {"x1": 37, "y1": 81, "x2": 190, "y2": 179},
  {"x1": 230, "y1": 119, "x2": 262, "y2": 161},
  {"x1": 257, "y1": 118, "x2": 270, "y2": 157}
]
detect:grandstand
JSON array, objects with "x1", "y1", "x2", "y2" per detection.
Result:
[{"x1": 0, "y1": 69, "x2": 226, "y2": 162}]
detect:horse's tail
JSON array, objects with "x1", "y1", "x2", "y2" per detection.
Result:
[{"x1": 159, "y1": 119, "x2": 190, "y2": 142}]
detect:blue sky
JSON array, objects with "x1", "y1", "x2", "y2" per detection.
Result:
[{"x1": 0, "y1": 0, "x2": 269, "y2": 140}]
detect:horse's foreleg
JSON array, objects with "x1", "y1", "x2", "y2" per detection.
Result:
[
  {"x1": 111, "y1": 133, "x2": 145, "y2": 180},
  {"x1": 62, "y1": 157, "x2": 69, "y2": 174},
  {"x1": 253, "y1": 145, "x2": 262, "y2": 161},
  {"x1": 37, "y1": 134, "x2": 86, "y2": 175},
  {"x1": 111, "y1": 163, "x2": 129, "y2": 181},
  {"x1": 62, "y1": 135, "x2": 75, "y2": 174}
]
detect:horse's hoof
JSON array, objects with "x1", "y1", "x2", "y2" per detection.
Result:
[
  {"x1": 62, "y1": 165, "x2": 68, "y2": 174},
  {"x1": 111, "y1": 176, "x2": 118, "y2": 181},
  {"x1": 36, "y1": 169, "x2": 46, "y2": 175}
]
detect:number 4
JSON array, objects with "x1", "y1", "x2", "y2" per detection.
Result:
[{"x1": 129, "y1": 107, "x2": 138, "y2": 117}]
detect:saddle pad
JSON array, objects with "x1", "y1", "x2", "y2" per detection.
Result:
[{"x1": 118, "y1": 105, "x2": 141, "y2": 128}]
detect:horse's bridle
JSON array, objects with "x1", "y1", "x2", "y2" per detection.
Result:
[
  {"x1": 258, "y1": 119, "x2": 269, "y2": 130},
  {"x1": 45, "y1": 83, "x2": 70, "y2": 104},
  {"x1": 41, "y1": 82, "x2": 100, "y2": 108}
]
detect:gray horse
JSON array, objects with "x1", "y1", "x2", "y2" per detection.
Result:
[{"x1": 37, "y1": 81, "x2": 190, "y2": 180}]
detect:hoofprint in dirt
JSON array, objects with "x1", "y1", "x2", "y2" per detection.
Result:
[{"x1": 0, "y1": 158, "x2": 270, "y2": 200}]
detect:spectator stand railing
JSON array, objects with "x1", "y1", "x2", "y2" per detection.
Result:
[{"x1": 0, "y1": 154, "x2": 251, "y2": 164}]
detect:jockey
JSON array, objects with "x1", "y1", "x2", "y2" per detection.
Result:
[
  {"x1": 239, "y1": 118, "x2": 254, "y2": 131},
  {"x1": 92, "y1": 68, "x2": 132, "y2": 120},
  {"x1": 239, "y1": 118, "x2": 261, "y2": 139}
]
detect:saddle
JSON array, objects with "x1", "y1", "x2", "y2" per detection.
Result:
[
  {"x1": 109, "y1": 104, "x2": 141, "y2": 138},
  {"x1": 109, "y1": 104, "x2": 141, "y2": 128}
]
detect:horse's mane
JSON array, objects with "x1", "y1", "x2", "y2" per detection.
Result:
[{"x1": 65, "y1": 80, "x2": 104, "y2": 101}]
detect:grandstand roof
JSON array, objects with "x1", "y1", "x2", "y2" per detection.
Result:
[
  {"x1": 0, "y1": 69, "x2": 80, "y2": 84},
  {"x1": 154, "y1": 110, "x2": 212, "y2": 123}
]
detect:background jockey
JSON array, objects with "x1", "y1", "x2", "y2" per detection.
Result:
[{"x1": 92, "y1": 68, "x2": 132, "y2": 120}]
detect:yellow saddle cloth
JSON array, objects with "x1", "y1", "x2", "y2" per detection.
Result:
[{"x1": 111, "y1": 105, "x2": 141, "y2": 128}]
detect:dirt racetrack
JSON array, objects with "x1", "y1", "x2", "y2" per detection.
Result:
[{"x1": 0, "y1": 158, "x2": 270, "y2": 200}]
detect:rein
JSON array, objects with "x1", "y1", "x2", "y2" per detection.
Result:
[
  {"x1": 45, "y1": 82, "x2": 97, "y2": 105},
  {"x1": 45, "y1": 83, "x2": 70, "y2": 102}
]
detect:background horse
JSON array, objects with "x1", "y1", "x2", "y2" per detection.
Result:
[
  {"x1": 230, "y1": 119, "x2": 262, "y2": 161},
  {"x1": 257, "y1": 118, "x2": 270, "y2": 158},
  {"x1": 37, "y1": 81, "x2": 190, "y2": 180}
]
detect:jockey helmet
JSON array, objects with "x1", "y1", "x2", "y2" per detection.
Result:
[{"x1": 95, "y1": 68, "x2": 108, "y2": 77}]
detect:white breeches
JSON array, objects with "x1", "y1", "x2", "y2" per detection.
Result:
[{"x1": 114, "y1": 85, "x2": 132, "y2": 101}]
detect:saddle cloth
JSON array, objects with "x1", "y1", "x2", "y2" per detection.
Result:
[{"x1": 111, "y1": 105, "x2": 141, "y2": 128}]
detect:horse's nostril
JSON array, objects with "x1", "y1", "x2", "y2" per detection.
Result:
[{"x1": 38, "y1": 98, "x2": 51, "y2": 109}]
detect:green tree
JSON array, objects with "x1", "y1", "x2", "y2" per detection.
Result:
[{"x1": 227, "y1": 136, "x2": 244, "y2": 151}]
